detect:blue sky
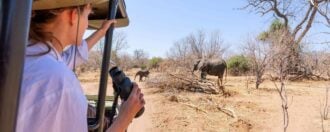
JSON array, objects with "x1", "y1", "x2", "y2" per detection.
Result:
[{"x1": 87, "y1": 0, "x2": 330, "y2": 58}]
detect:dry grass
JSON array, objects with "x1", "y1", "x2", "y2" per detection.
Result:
[{"x1": 80, "y1": 70, "x2": 330, "y2": 132}]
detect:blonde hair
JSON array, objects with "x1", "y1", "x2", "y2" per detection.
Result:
[{"x1": 29, "y1": 5, "x2": 87, "y2": 56}]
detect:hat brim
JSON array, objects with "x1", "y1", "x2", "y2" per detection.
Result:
[{"x1": 32, "y1": 0, "x2": 100, "y2": 10}]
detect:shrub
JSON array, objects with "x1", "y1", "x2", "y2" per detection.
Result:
[
  {"x1": 140, "y1": 64, "x2": 147, "y2": 70},
  {"x1": 149, "y1": 57, "x2": 163, "y2": 69},
  {"x1": 227, "y1": 55, "x2": 251, "y2": 76}
]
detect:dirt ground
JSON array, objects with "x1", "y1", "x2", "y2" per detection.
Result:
[{"x1": 79, "y1": 69, "x2": 330, "y2": 132}]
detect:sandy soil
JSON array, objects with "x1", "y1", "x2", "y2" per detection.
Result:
[{"x1": 79, "y1": 70, "x2": 330, "y2": 132}]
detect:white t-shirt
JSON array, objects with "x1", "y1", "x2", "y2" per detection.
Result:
[{"x1": 16, "y1": 41, "x2": 89, "y2": 132}]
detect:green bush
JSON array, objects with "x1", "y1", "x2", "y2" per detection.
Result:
[
  {"x1": 227, "y1": 55, "x2": 251, "y2": 76},
  {"x1": 149, "y1": 57, "x2": 163, "y2": 69},
  {"x1": 132, "y1": 65, "x2": 139, "y2": 68},
  {"x1": 140, "y1": 64, "x2": 147, "y2": 70}
]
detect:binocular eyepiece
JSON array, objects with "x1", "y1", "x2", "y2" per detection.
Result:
[{"x1": 109, "y1": 67, "x2": 145, "y2": 118}]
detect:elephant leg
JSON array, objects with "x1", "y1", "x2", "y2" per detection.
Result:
[
  {"x1": 218, "y1": 77, "x2": 225, "y2": 94},
  {"x1": 200, "y1": 72, "x2": 203, "y2": 80},
  {"x1": 217, "y1": 78, "x2": 220, "y2": 88},
  {"x1": 219, "y1": 73, "x2": 224, "y2": 86},
  {"x1": 201, "y1": 72, "x2": 207, "y2": 80},
  {"x1": 220, "y1": 77, "x2": 223, "y2": 86}
]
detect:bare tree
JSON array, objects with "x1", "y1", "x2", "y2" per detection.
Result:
[
  {"x1": 95, "y1": 31, "x2": 128, "y2": 66},
  {"x1": 243, "y1": 35, "x2": 271, "y2": 89},
  {"x1": 243, "y1": 0, "x2": 330, "y2": 77},
  {"x1": 117, "y1": 52, "x2": 134, "y2": 71},
  {"x1": 111, "y1": 32, "x2": 129, "y2": 67},
  {"x1": 320, "y1": 87, "x2": 329, "y2": 132},
  {"x1": 205, "y1": 31, "x2": 227, "y2": 58},
  {"x1": 323, "y1": 87, "x2": 329, "y2": 120},
  {"x1": 78, "y1": 51, "x2": 102, "y2": 73},
  {"x1": 272, "y1": 56, "x2": 290, "y2": 132},
  {"x1": 188, "y1": 30, "x2": 226, "y2": 59},
  {"x1": 167, "y1": 38, "x2": 191, "y2": 67},
  {"x1": 301, "y1": 50, "x2": 330, "y2": 80},
  {"x1": 268, "y1": 30, "x2": 293, "y2": 132},
  {"x1": 167, "y1": 30, "x2": 227, "y2": 69},
  {"x1": 244, "y1": 0, "x2": 329, "y2": 40},
  {"x1": 78, "y1": 31, "x2": 129, "y2": 73},
  {"x1": 133, "y1": 49, "x2": 149, "y2": 68},
  {"x1": 188, "y1": 30, "x2": 206, "y2": 59}
]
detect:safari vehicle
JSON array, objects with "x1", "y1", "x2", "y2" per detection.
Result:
[{"x1": 0, "y1": 0, "x2": 129, "y2": 131}]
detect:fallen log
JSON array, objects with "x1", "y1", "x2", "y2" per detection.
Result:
[
  {"x1": 180, "y1": 102, "x2": 208, "y2": 114},
  {"x1": 217, "y1": 105, "x2": 236, "y2": 119}
]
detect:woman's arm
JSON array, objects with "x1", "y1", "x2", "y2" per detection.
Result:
[
  {"x1": 85, "y1": 20, "x2": 116, "y2": 50},
  {"x1": 61, "y1": 20, "x2": 115, "y2": 68},
  {"x1": 106, "y1": 83, "x2": 145, "y2": 132}
]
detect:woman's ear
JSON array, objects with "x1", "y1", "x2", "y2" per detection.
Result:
[{"x1": 68, "y1": 9, "x2": 79, "y2": 26}]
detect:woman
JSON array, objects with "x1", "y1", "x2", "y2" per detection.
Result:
[{"x1": 16, "y1": 0, "x2": 145, "y2": 132}]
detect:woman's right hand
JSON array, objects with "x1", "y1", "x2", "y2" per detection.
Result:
[
  {"x1": 106, "y1": 83, "x2": 145, "y2": 132},
  {"x1": 118, "y1": 83, "x2": 145, "y2": 119}
]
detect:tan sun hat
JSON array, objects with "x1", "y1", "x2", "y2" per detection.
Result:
[
  {"x1": 32, "y1": 0, "x2": 130, "y2": 28},
  {"x1": 32, "y1": 0, "x2": 101, "y2": 10}
]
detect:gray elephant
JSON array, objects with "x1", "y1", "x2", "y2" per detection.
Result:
[{"x1": 192, "y1": 59, "x2": 227, "y2": 88}]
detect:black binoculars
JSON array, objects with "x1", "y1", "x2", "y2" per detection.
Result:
[{"x1": 109, "y1": 67, "x2": 145, "y2": 118}]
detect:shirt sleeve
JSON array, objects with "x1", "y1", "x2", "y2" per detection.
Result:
[
  {"x1": 16, "y1": 74, "x2": 88, "y2": 132},
  {"x1": 62, "y1": 40, "x2": 89, "y2": 70}
]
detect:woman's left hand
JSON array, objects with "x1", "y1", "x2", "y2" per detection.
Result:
[
  {"x1": 85, "y1": 19, "x2": 117, "y2": 50},
  {"x1": 100, "y1": 19, "x2": 117, "y2": 34}
]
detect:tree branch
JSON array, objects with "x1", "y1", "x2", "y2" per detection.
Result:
[
  {"x1": 293, "y1": 5, "x2": 313, "y2": 37},
  {"x1": 317, "y1": 6, "x2": 330, "y2": 26},
  {"x1": 296, "y1": 6, "x2": 318, "y2": 45},
  {"x1": 272, "y1": 0, "x2": 289, "y2": 27}
]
